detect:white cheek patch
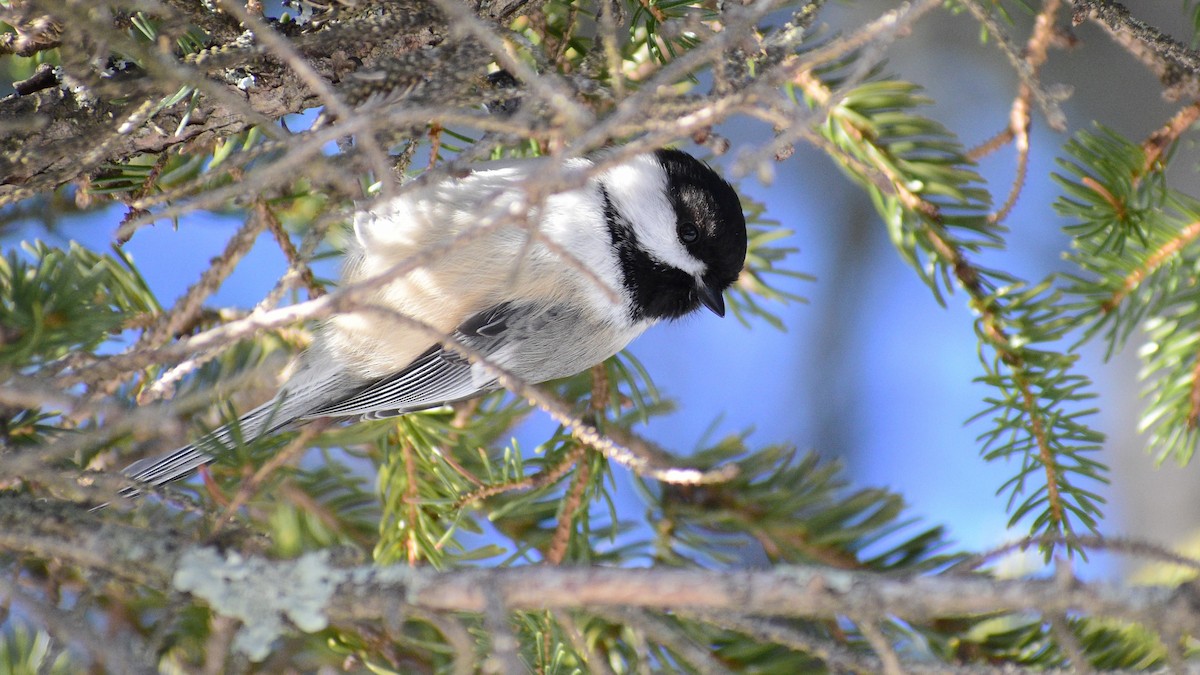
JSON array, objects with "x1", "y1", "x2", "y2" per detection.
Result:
[
  {"x1": 603, "y1": 155, "x2": 707, "y2": 276},
  {"x1": 542, "y1": 191, "x2": 624, "y2": 298}
]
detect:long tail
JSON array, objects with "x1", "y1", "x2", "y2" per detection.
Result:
[
  {"x1": 122, "y1": 397, "x2": 292, "y2": 488},
  {"x1": 121, "y1": 359, "x2": 362, "y2": 491}
]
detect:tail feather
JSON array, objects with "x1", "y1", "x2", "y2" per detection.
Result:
[
  {"x1": 121, "y1": 360, "x2": 363, "y2": 492},
  {"x1": 122, "y1": 396, "x2": 292, "y2": 488}
]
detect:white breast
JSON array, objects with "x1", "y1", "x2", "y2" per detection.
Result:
[{"x1": 320, "y1": 157, "x2": 633, "y2": 379}]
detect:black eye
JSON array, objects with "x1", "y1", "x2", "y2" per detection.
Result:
[{"x1": 678, "y1": 222, "x2": 699, "y2": 244}]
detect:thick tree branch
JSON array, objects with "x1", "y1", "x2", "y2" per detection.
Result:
[
  {"x1": 0, "y1": 0, "x2": 456, "y2": 205},
  {"x1": 2, "y1": 495, "x2": 1198, "y2": 669}
]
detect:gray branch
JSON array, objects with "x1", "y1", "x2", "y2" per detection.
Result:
[{"x1": 1, "y1": 496, "x2": 1197, "y2": 671}]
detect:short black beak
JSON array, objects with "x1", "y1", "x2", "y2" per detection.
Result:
[{"x1": 697, "y1": 279, "x2": 726, "y2": 317}]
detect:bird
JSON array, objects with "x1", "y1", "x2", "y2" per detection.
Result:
[{"x1": 121, "y1": 148, "x2": 748, "y2": 489}]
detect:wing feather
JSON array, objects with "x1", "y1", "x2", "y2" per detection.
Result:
[
  {"x1": 120, "y1": 300, "x2": 602, "y2": 492},
  {"x1": 303, "y1": 347, "x2": 487, "y2": 419}
]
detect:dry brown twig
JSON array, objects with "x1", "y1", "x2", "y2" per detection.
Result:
[
  {"x1": 545, "y1": 448, "x2": 591, "y2": 565},
  {"x1": 962, "y1": 0, "x2": 1069, "y2": 225}
]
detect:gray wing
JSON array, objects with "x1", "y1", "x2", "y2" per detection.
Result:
[
  {"x1": 302, "y1": 301, "x2": 543, "y2": 420},
  {"x1": 122, "y1": 300, "x2": 620, "y2": 490},
  {"x1": 302, "y1": 346, "x2": 485, "y2": 419}
]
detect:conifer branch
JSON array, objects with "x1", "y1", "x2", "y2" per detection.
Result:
[
  {"x1": 1188, "y1": 355, "x2": 1200, "y2": 429},
  {"x1": 1142, "y1": 101, "x2": 1200, "y2": 174},
  {"x1": 210, "y1": 420, "x2": 331, "y2": 536},
  {"x1": 400, "y1": 438, "x2": 422, "y2": 565},
  {"x1": 1101, "y1": 220, "x2": 1200, "y2": 314},
  {"x1": 967, "y1": 125, "x2": 1015, "y2": 161},
  {"x1": 458, "y1": 446, "x2": 585, "y2": 505},
  {"x1": 140, "y1": 201, "x2": 269, "y2": 349},
  {"x1": 10, "y1": 0, "x2": 1200, "y2": 669},
  {"x1": 795, "y1": 65, "x2": 1084, "y2": 540},
  {"x1": 211, "y1": 0, "x2": 395, "y2": 194},
  {"x1": 260, "y1": 200, "x2": 324, "y2": 301}
]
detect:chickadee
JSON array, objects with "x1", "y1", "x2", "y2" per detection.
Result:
[{"x1": 123, "y1": 149, "x2": 748, "y2": 488}]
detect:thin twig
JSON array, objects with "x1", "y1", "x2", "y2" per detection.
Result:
[
  {"x1": 412, "y1": 609, "x2": 477, "y2": 675},
  {"x1": 481, "y1": 587, "x2": 524, "y2": 675},
  {"x1": 0, "y1": 575, "x2": 149, "y2": 672},
  {"x1": 427, "y1": 0, "x2": 592, "y2": 134},
  {"x1": 949, "y1": 533, "x2": 1200, "y2": 575},
  {"x1": 401, "y1": 437, "x2": 421, "y2": 566},
  {"x1": 741, "y1": 0, "x2": 946, "y2": 174},
  {"x1": 1071, "y1": 0, "x2": 1200, "y2": 100},
  {"x1": 209, "y1": 420, "x2": 331, "y2": 537},
  {"x1": 682, "y1": 611, "x2": 879, "y2": 674},
  {"x1": 961, "y1": 0, "x2": 1066, "y2": 225},
  {"x1": 458, "y1": 445, "x2": 584, "y2": 505},
  {"x1": 592, "y1": 607, "x2": 729, "y2": 674},
  {"x1": 598, "y1": 0, "x2": 626, "y2": 101},
  {"x1": 139, "y1": 200, "x2": 270, "y2": 349},
  {"x1": 967, "y1": 126, "x2": 1015, "y2": 161},
  {"x1": 793, "y1": 54, "x2": 1076, "y2": 536},
  {"x1": 546, "y1": 450, "x2": 591, "y2": 565},
  {"x1": 261, "y1": 201, "x2": 324, "y2": 300},
  {"x1": 556, "y1": 611, "x2": 619, "y2": 675},
  {"x1": 855, "y1": 617, "x2": 903, "y2": 675},
  {"x1": 1100, "y1": 220, "x2": 1200, "y2": 314},
  {"x1": 1142, "y1": 100, "x2": 1200, "y2": 176},
  {"x1": 1047, "y1": 558, "x2": 1095, "y2": 673},
  {"x1": 961, "y1": 0, "x2": 1068, "y2": 131}
]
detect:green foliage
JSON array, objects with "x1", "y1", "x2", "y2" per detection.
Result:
[
  {"x1": 813, "y1": 75, "x2": 1106, "y2": 549},
  {"x1": 1057, "y1": 125, "x2": 1200, "y2": 465},
  {"x1": 268, "y1": 450, "x2": 381, "y2": 555},
  {"x1": 645, "y1": 442, "x2": 959, "y2": 570},
  {"x1": 1188, "y1": 1, "x2": 1200, "y2": 48},
  {"x1": 819, "y1": 79, "x2": 996, "y2": 301},
  {"x1": 0, "y1": 624, "x2": 74, "y2": 675},
  {"x1": 0, "y1": 240, "x2": 156, "y2": 367},
  {"x1": 628, "y1": 0, "x2": 707, "y2": 66},
  {"x1": 1056, "y1": 125, "x2": 1164, "y2": 257},
  {"x1": 89, "y1": 127, "x2": 287, "y2": 218},
  {"x1": 972, "y1": 280, "x2": 1107, "y2": 536},
  {"x1": 1138, "y1": 302, "x2": 1200, "y2": 464},
  {"x1": 730, "y1": 202, "x2": 810, "y2": 330},
  {"x1": 923, "y1": 613, "x2": 1168, "y2": 670},
  {"x1": 374, "y1": 408, "x2": 518, "y2": 568}
]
